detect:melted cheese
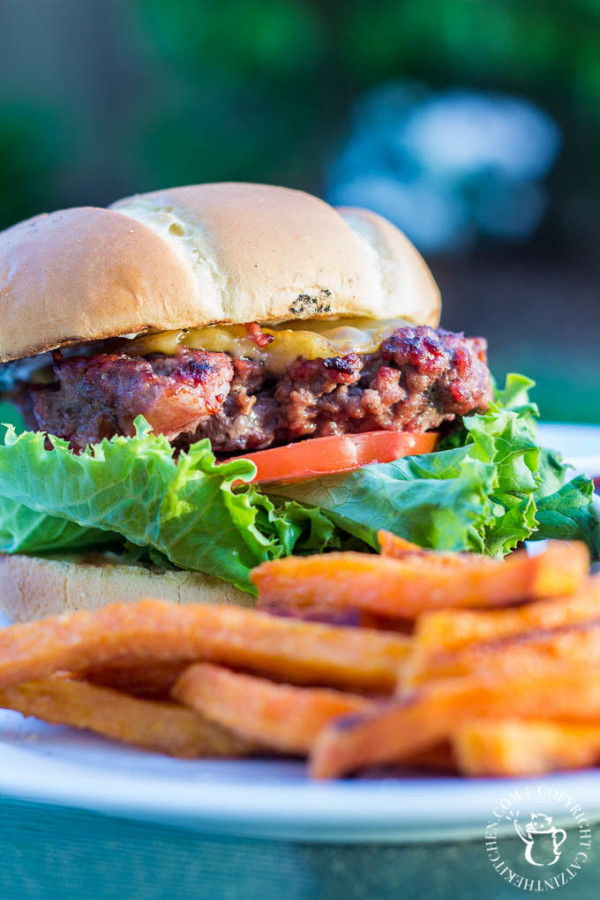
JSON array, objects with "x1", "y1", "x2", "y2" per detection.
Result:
[{"x1": 117, "y1": 318, "x2": 407, "y2": 374}]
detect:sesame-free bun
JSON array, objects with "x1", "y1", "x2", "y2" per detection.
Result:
[
  {"x1": 0, "y1": 553, "x2": 253, "y2": 623},
  {"x1": 0, "y1": 182, "x2": 441, "y2": 363},
  {"x1": 0, "y1": 207, "x2": 199, "y2": 363}
]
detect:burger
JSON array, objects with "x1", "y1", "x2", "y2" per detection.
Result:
[{"x1": 0, "y1": 183, "x2": 594, "y2": 621}]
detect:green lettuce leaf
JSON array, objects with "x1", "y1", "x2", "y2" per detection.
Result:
[
  {"x1": 492, "y1": 372, "x2": 539, "y2": 433},
  {"x1": 0, "y1": 420, "x2": 340, "y2": 593},
  {"x1": 455, "y1": 373, "x2": 597, "y2": 554},
  {"x1": 533, "y1": 475, "x2": 597, "y2": 547},
  {"x1": 0, "y1": 500, "x2": 117, "y2": 555},
  {"x1": 272, "y1": 446, "x2": 497, "y2": 553},
  {"x1": 448, "y1": 375, "x2": 541, "y2": 554}
]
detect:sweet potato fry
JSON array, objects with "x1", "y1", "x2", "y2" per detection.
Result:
[
  {"x1": 0, "y1": 676, "x2": 253, "y2": 758},
  {"x1": 257, "y1": 598, "x2": 370, "y2": 628},
  {"x1": 0, "y1": 599, "x2": 410, "y2": 693},
  {"x1": 174, "y1": 663, "x2": 371, "y2": 754},
  {"x1": 407, "y1": 618, "x2": 600, "y2": 686},
  {"x1": 403, "y1": 743, "x2": 456, "y2": 773},
  {"x1": 363, "y1": 743, "x2": 456, "y2": 775},
  {"x1": 252, "y1": 541, "x2": 589, "y2": 619},
  {"x1": 453, "y1": 718, "x2": 600, "y2": 777},
  {"x1": 377, "y1": 532, "x2": 429, "y2": 559},
  {"x1": 310, "y1": 668, "x2": 600, "y2": 779},
  {"x1": 378, "y1": 531, "x2": 481, "y2": 569},
  {"x1": 256, "y1": 597, "x2": 412, "y2": 633},
  {"x1": 79, "y1": 661, "x2": 188, "y2": 698},
  {"x1": 412, "y1": 574, "x2": 600, "y2": 658},
  {"x1": 405, "y1": 578, "x2": 600, "y2": 686}
]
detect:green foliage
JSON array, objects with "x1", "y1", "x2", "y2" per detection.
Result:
[
  {"x1": 2, "y1": 1, "x2": 600, "y2": 216},
  {"x1": 0, "y1": 105, "x2": 64, "y2": 229},
  {"x1": 136, "y1": 0, "x2": 330, "y2": 188},
  {"x1": 143, "y1": 0, "x2": 324, "y2": 78},
  {"x1": 128, "y1": 0, "x2": 600, "y2": 201},
  {"x1": 343, "y1": 0, "x2": 600, "y2": 107}
]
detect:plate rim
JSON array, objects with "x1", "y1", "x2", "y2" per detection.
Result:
[{"x1": 2, "y1": 733, "x2": 600, "y2": 842}]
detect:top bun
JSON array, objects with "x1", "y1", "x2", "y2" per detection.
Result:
[{"x1": 0, "y1": 183, "x2": 441, "y2": 363}]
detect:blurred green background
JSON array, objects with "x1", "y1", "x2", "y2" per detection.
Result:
[{"x1": 0, "y1": 0, "x2": 599, "y2": 423}]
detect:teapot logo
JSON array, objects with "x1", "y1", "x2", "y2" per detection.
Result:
[
  {"x1": 485, "y1": 788, "x2": 592, "y2": 891},
  {"x1": 514, "y1": 813, "x2": 567, "y2": 867}
]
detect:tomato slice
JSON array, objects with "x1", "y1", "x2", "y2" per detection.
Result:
[{"x1": 225, "y1": 431, "x2": 438, "y2": 486}]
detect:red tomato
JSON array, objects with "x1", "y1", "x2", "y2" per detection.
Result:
[{"x1": 224, "y1": 431, "x2": 438, "y2": 486}]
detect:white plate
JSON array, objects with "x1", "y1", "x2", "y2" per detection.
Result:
[
  {"x1": 0, "y1": 422, "x2": 598, "y2": 844},
  {"x1": 3, "y1": 711, "x2": 600, "y2": 842},
  {"x1": 539, "y1": 421, "x2": 600, "y2": 476}
]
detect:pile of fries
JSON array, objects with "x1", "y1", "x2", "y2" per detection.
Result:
[{"x1": 0, "y1": 534, "x2": 598, "y2": 780}]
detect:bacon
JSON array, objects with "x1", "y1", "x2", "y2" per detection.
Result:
[{"x1": 245, "y1": 322, "x2": 274, "y2": 348}]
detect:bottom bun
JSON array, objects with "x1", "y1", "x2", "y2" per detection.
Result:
[{"x1": 0, "y1": 553, "x2": 254, "y2": 622}]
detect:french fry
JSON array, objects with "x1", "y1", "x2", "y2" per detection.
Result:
[
  {"x1": 310, "y1": 669, "x2": 600, "y2": 779},
  {"x1": 363, "y1": 743, "x2": 456, "y2": 774},
  {"x1": 377, "y1": 532, "x2": 429, "y2": 559},
  {"x1": 256, "y1": 597, "x2": 412, "y2": 634},
  {"x1": 79, "y1": 661, "x2": 188, "y2": 698},
  {"x1": 0, "y1": 676, "x2": 253, "y2": 758},
  {"x1": 411, "y1": 573, "x2": 600, "y2": 659},
  {"x1": 0, "y1": 599, "x2": 410, "y2": 693},
  {"x1": 174, "y1": 663, "x2": 371, "y2": 754},
  {"x1": 252, "y1": 541, "x2": 589, "y2": 619},
  {"x1": 257, "y1": 598, "x2": 371, "y2": 628},
  {"x1": 453, "y1": 718, "x2": 600, "y2": 777},
  {"x1": 406, "y1": 618, "x2": 600, "y2": 686},
  {"x1": 403, "y1": 742, "x2": 456, "y2": 773},
  {"x1": 378, "y1": 531, "x2": 479, "y2": 568},
  {"x1": 0, "y1": 534, "x2": 595, "y2": 773},
  {"x1": 405, "y1": 580, "x2": 600, "y2": 687}
]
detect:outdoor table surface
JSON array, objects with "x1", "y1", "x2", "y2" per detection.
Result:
[{"x1": 1, "y1": 796, "x2": 599, "y2": 899}]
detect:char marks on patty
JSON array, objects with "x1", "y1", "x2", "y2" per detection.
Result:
[
  {"x1": 17, "y1": 326, "x2": 492, "y2": 451},
  {"x1": 30, "y1": 350, "x2": 234, "y2": 447}
]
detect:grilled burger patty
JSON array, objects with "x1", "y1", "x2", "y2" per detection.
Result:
[{"x1": 11, "y1": 325, "x2": 492, "y2": 452}]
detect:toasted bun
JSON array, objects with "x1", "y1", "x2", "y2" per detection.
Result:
[
  {"x1": 0, "y1": 183, "x2": 440, "y2": 362},
  {"x1": 0, "y1": 553, "x2": 253, "y2": 623}
]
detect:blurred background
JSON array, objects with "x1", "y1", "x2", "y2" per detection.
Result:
[{"x1": 0, "y1": 0, "x2": 598, "y2": 422}]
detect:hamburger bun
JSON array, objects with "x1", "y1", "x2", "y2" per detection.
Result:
[
  {"x1": 0, "y1": 182, "x2": 440, "y2": 363},
  {"x1": 0, "y1": 553, "x2": 253, "y2": 623}
]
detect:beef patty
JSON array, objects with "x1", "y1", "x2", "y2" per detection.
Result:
[{"x1": 12, "y1": 325, "x2": 492, "y2": 452}]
